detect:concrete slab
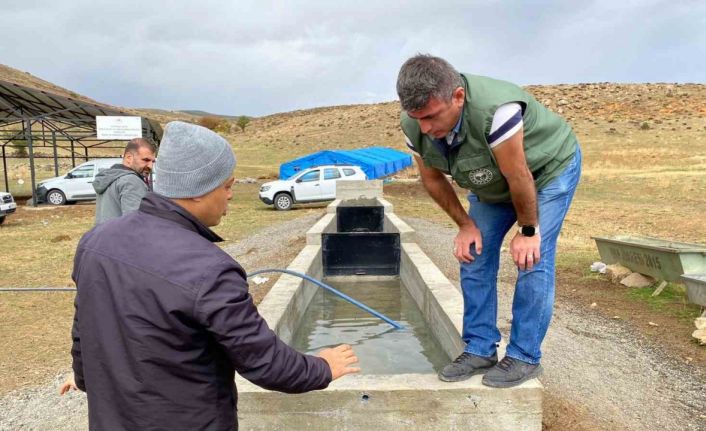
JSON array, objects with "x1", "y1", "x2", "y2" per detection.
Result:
[
  {"x1": 336, "y1": 180, "x2": 383, "y2": 200},
  {"x1": 384, "y1": 212, "x2": 415, "y2": 243},
  {"x1": 237, "y1": 374, "x2": 542, "y2": 430},
  {"x1": 306, "y1": 213, "x2": 336, "y2": 245},
  {"x1": 377, "y1": 198, "x2": 394, "y2": 213},
  {"x1": 327, "y1": 199, "x2": 342, "y2": 213},
  {"x1": 327, "y1": 196, "x2": 393, "y2": 213},
  {"x1": 256, "y1": 244, "x2": 322, "y2": 343}
]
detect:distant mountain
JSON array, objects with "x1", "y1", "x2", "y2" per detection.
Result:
[
  {"x1": 178, "y1": 110, "x2": 244, "y2": 119},
  {"x1": 137, "y1": 108, "x2": 200, "y2": 123}
]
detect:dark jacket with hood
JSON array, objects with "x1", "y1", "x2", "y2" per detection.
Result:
[
  {"x1": 92, "y1": 164, "x2": 148, "y2": 225},
  {"x1": 71, "y1": 193, "x2": 332, "y2": 431}
]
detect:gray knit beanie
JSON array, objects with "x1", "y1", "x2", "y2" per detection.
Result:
[{"x1": 154, "y1": 121, "x2": 236, "y2": 198}]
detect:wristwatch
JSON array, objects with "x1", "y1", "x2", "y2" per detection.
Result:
[{"x1": 518, "y1": 224, "x2": 539, "y2": 237}]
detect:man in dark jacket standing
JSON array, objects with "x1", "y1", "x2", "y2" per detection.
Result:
[
  {"x1": 69, "y1": 121, "x2": 359, "y2": 430},
  {"x1": 93, "y1": 138, "x2": 156, "y2": 224}
]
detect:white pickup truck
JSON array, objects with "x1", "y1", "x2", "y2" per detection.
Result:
[
  {"x1": 0, "y1": 191, "x2": 17, "y2": 225},
  {"x1": 259, "y1": 165, "x2": 366, "y2": 210}
]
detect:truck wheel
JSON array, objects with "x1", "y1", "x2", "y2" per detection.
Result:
[
  {"x1": 0, "y1": 216, "x2": 5, "y2": 225},
  {"x1": 47, "y1": 189, "x2": 67, "y2": 205},
  {"x1": 274, "y1": 193, "x2": 293, "y2": 211}
]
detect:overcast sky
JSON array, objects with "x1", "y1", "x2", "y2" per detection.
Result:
[{"x1": 1, "y1": 0, "x2": 704, "y2": 116}]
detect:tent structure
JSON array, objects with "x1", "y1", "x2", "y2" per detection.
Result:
[
  {"x1": 0, "y1": 79, "x2": 161, "y2": 204},
  {"x1": 279, "y1": 147, "x2": 413, "y2": 180}
]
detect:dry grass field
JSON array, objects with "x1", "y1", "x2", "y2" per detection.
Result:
[
  {"x1": 0, "y1": 183, "x2": 325, "y2": 394},
  {"x1": 1, "y1": 64, "x2": 705, "y2": 419}
]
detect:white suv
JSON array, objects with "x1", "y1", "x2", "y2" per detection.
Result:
[
  {"x1": 0, "y1": 191, "x2": 17, "y2": 225},
  {"x1": 259, "y1": 165, "x2": 366, "y2": 210},
  {"x1": 36, "y1": 158, "x2": 122, "y2": 205}
]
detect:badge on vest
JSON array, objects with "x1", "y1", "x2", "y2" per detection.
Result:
[{"x1": 469, "y1": 168, "x2": 493, "y2": 185}]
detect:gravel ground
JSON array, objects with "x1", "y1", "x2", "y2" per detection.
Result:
[
  {"x1": 405, "y1": 217, "x2": 706, "y2": 431},
  {"x1": 2, "y1": 213, "x2": 704, "y2": 431}
]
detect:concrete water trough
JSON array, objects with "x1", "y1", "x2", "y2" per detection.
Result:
[
  {"x1": 681, "y1": 274, "x2": 706, "y2": 308},
  {"x1": 235, "y1": 182, "x2": 542, "y2": 430},
  {"x1": 592, "y1": 235, "x2": 706, "y2": 282}
]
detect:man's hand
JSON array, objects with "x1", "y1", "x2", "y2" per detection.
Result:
[
  {"x1": 510, "y1": 232, "x2": 541, "y2": 271},
  {"x1": 59, "y1": 374, "x2": 78, "y2": 395},
  {"x1": 454, "y1": 222, "x2": 483, "y2": 263},
  {"x1": 318, "y1": 344, "x2": 360, "y2": 380}
]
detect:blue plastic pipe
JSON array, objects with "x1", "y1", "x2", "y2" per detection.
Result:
[
  {"x1": 247, "y1": 268, "x2": 404, "y2": 330},
  {"x1": 0, "y1": 270, "x2": 405, "y2": 330}
]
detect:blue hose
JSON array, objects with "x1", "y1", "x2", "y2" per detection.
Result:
[
  {"x1": 247, "y1": 268, "x2": 404, "y2": 330},
  {"x1": 0, "y1": 270, "x2": 405, "y2": 330}
]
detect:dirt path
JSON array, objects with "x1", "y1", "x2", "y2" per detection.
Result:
[{"x1": 2, "y1": 213, "x2": 703, "y2": 431}]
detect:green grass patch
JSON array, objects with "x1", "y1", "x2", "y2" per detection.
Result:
[{"x1": 626, "y1": 283, "x2": 702, "y2": 322}]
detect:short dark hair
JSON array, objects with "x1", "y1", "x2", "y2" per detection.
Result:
[
  {"x1": 396, "y1": 54, "x2": 463, "y2": 112},
  {"x1": 124, "y1": 138, "x2": 157, "y2": 156}
]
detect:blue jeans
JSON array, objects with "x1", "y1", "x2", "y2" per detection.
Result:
[{"x1": 460, "y1": 146, "x2": 582, "y2": 364}]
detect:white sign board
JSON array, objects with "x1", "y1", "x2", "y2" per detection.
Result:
[{"x1": 96, "y1": 116, "x2": 143, "y2": 140}]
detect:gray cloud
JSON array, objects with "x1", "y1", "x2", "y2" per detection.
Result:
[{"x1": 1, "y1": 0, "x2": 703, "y2": 116}]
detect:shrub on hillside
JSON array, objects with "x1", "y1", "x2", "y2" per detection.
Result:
[
  {"x1": 215, "y1": 121, "x2": 233, "y2": 134},
  {"x1": 236, "y1": 116, "x2": 251, "y2": 132},
  {"x1": 198, "y1": 116, "x2": 223, "y2": 131}
]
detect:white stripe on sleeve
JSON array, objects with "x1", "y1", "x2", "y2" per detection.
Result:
[
  {"x1": 404, "y1": 135, "x2": 419, "y2": 155},
  {"x1": 488, "y1": 102, "x2": 523, "y2": 148}
]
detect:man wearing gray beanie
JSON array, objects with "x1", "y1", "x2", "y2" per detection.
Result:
[{"x1": 67, "y1": 121, "x2": 359, "y2": 430}]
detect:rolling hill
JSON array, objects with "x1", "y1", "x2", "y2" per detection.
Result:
[{"x1": 2, "y1": 63, "x2": 705, "y2": 180}]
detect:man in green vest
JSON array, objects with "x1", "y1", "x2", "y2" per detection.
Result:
[{"x1": 397, "y1": 54, "x2": 582, "y2": 388}]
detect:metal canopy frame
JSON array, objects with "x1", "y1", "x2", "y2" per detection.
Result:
[{"x1": 0, "y1": 79, "x2": 162, "y2": 205}]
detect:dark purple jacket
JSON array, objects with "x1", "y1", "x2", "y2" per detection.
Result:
[{"x1": 71, "y1": 193, "x2": 331, "y2": 431}]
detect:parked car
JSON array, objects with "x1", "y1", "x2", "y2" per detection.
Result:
[
  {"x1": 35, "y1": 158, "x2": 122, "y2": 205},
  {"x1": 259, "y1": 165, "x2": 366, "y2": 210},
  {"x1": 0, "y1": 191, "x2": 17, "y2": 225}
]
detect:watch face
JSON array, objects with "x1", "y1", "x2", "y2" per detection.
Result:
[{"x1": 521, "y1": 225, "x2": 536, "y2": 236}]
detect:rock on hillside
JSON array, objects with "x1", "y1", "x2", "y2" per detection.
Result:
[
  {"x1": 3, "y1": 62, "x2": 705, "y2": 154},
  {"x1": 525, "y1": 82, "x2": 706, "y2": 121},
  {"x1": 222, "y1": 82, "x2": 706, "y2": 161}
]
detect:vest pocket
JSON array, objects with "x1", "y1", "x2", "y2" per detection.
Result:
[{"x1": 452, "y1": 154, "x2": 504, "y2": 189}]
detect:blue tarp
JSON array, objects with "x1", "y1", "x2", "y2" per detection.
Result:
[{"x1": 279, "y1": 147, "x2": 413, "y2": 180}]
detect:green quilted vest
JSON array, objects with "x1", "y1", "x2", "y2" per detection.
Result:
[{"x1": 401, "y1": 74, "x2": 577, "y2": 203}]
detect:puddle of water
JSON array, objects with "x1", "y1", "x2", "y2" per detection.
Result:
[{"x1": 290, "y1": 279, "x2": 450, "y2": 374}]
